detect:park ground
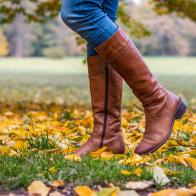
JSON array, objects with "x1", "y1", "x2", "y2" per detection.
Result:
[{"x1": 0, "y1": 57, "x2": 195, "y2": 196}]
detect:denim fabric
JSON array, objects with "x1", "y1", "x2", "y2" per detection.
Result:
[{"x1": 61, "y1": 0, "x2": 119, "y2": 56}]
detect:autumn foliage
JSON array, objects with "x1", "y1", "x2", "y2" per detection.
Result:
[
  {"x1": 0, "y1": 30, "x2": 9, "y2": 56},
  {"x1": 0, "y1": 102, "x2": 195, "y2": 195}
]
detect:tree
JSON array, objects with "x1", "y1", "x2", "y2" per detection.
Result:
[
  {"x1": 0, "y1": 0, "x2": 195, "y2": 40},
  {"x1": 1, "y1": 0, "x2": 195, "y2": 57},
  {"x1": 130, "y1": 2, "x2": 195, "y2": 56},
  {"x1": 0, "y1": 0, "x2": 151, "y2": 38},
  {"x1": 0, "y1": 0, "x2": 195, "y2": 24},
  {"x1": 0, "y1": 29, "x2": 9, "y2": 56},
  {"x1": 0, "y1": 0, "x2": 61, "y2": 24},
  {"x1": 152, "y1": 0, "x2": 196, "y2": 21}
]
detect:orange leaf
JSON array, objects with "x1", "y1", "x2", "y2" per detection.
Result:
[{"x1": 74, "y1": 186, "x2": 96, "y2": 196}]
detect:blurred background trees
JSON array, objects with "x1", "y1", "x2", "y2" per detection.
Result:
[
  {"x1": 0, "y1": 29, "x2": 9, "y2": 56},
  {"x1": 0, "y1": 0, "x2": 195, "y2": 57}
]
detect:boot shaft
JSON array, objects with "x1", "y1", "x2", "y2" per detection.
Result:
[
  {"x1": 87, "y1": 55, "x2": 123, "y2": 146},
  {"x1": 96, "y1": 28, "x2": 167, "y2": 111}
]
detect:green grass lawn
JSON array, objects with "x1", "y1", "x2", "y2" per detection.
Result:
[
  {"x1": 0, "y1": 106, "x2": 195, "y2": 193},
  {"x1": 0, "y1": 56, "x2": 196, "y2": 75},
  {"x1": 0, "y1": 57, "x2": 196, "y2": 194},
  {"x1": 1, "y1": 150, "x2": 195, "y2": 190},
  {"x1": 0, "y1": 57, "x2": 195, "y2": 106}
]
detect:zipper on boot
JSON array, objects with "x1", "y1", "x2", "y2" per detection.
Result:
[{"x1": 100, "y1": 65, "x2": 109, "y2": 147}]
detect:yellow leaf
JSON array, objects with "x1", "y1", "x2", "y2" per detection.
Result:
[
  {"x1": 97, "y1": 187, "x2": 120, "y2": 196},
  {"x1": 134, "y1": 168, "x2": 143, "y2": 177},
  {"x1": 121, "y1": 170, "x2": 131, "y2": 175},
  {"x1": 168, "y1": 155, "x2": 188, "y2": 167},
  {"x1": 167, "y1": 155, "x2": 196, "y2": 170},
  {"x1": 119, "y1": 154, "x2": 149, "y2": 166},
  {"x1": 0, "y1": 30, "x2": 9, "y2": 56},
  {"x1": 101, "y1": 151, "x2": 114, "y2": 160},
  {"x1": 164, "y1": 168, "x2": 182, "y2": 176},
  {"x1": 90, "y1": 146, "x2": 107, "y2": 158},
  {"x1": 189, "y1": 150, "x2": 196, "y2": 156},
  {"x1": 62, "y1": 147, "x2": 77, "y2": 154},
  {"x1": 64, "y1": 154, "x2": 82, "y2": 162},
  {"x1": 184, "y1": 157, "x2": 196, "y2": 170},
  {"x1": 0, "y1": 146, "x2": 10, "y2": 155},
  {"x1": 74, "y1": 185, "x2": 96, "y2": 196},
  {"x1": 149, "y1": 189, "x2": 174, "y2": 196},
  {"x1": 51, "y1": 180, "x2": 64, "y2": 188},
  {"x1": 48, "y1": 167, "x2": 57, "y2": 174},
  {"x1": 149, "y1": 187, "x2": 196, "y2": 196},
  {"x1": 14, "y1": 141, "x2": 28, "y2": 150},
  {"x1": 78, "y1": 126, "x2": 87, "y2": 135},
  {"x1": 28, "y1": 180, "x2": 51, "y2": 196}
]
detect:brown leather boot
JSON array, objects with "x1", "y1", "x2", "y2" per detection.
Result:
[
  {"x1": 96, "y1": 28, "x2": 187, "y2": 155},
  {"x1": 74, "y1": 55, "x2": 125, "y2": 156}
]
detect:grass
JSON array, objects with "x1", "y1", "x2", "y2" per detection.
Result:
[
  {"x1": 0, "y1": 57, "x2": 195, "y2": 193},
  {"x1": 0, "y1": 57, "x2": 196, "y2": 106},
  {"x1": 0, "y1": 56, "x2": 196, "y2": 75},
  {"x1": 0, "y1": 149, "x2": 195, "y2": 191}
]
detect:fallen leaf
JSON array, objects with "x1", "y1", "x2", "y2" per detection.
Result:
[
  {"x1": 125, "y1": 181, "x2": 153, "y2": 190},
  {"x1": 120, "y1": 170, "x2": 131, "y2": 175},
  {"x1": 119, "y1": 154, "x2": 143, "y2": 165},
  {"x1": 74, "y1": 185, "x2": 96, "y2": 196},
  {"x1": 149, "y1": 189, "x2": 174, "y2": 196},
  {"x1": 119, "y1": 153, "x2": 151, "y2": 166},
  {"x1": 14, "y1": 140, "x2": 28, "y2": 150},
  {"x1": 97, "y1": 187, "x2": 120, "y2": 196},
  {"x1": 134, "y1": 168, "x2": 143, "y2": 177},
  {"x1": 149, "y1": 187, "x2": 196, "y2": 196},
  {"x1": 49, "y1": 191, "x2": 64, "y2": 196},
  {"x1": 191, "y1": 186, "x2": 196, "y2": 192},
  {"x1": 48, "y1": 167, "x2": 57, "y2": 174},
  {"x1": 167, "y1": 155, "x2": 189, "y2": 167},
  {"x1": 152, "y1": 166, "x2": 169, "y2": 186},
  {"x1": 62, "y1": 147, "x2": 76, "y2": 154},
  {"x1": 90, "y1": 146, "x2": 107, "y2": 158},
  {"x1": 0, "y1": 146, "x2": 10, "y2": 155},
  {"x1": 100, "y1": 151, "x2": 114, "y2": 160},
  {"x1": 184, "y1": 157, "x2": 196, "y2": 170},
  {"x1": 64, "y1": 154, "x2": 82, "y2": 162},
  {"x1": 51, "y1": 179, "x2": 64, "y2": 188},
  {"x1": 120, "y1": 190, "x2": 140, "y2": 196},
  {"x1": 175, "y1": 187, "x2": 196, "y2": 195},
  {"x1": 28, "y1": 180, "x2": 51, "y2": 196}
]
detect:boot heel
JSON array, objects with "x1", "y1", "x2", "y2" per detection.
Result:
[{"x1": 175, "y1": 99, "x2": 188, "y2": 119}]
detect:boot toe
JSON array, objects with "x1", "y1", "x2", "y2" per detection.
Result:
[
  {"x1": 134, "y1": 145, "x2": 147, "y2": 155},
  {"x1": 74, "y1": 140, "x2": 97, "y2": 156},
  {"x1": 134, "y1": 139, "x2": 156, "y2": 155},
  {"x1": 134, "y1": 145, "x2": 143, "y2": 155}
]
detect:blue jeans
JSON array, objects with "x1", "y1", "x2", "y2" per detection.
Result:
[{"x1": 61, "y1": 0, "x2": 119, "y2": 57}]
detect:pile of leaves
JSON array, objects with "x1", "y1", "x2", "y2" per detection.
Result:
[{"x1": 0, "y1": 102, "x2": 195, "y2": 195}]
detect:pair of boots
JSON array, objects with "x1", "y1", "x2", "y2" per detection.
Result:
[{"x1": 75, "y1": 29, "x2": 187, "y2": 156}]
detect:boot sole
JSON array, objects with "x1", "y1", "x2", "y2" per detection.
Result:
[{"x1": 141, "y1": 98, "x2": 188, "y2": 155}]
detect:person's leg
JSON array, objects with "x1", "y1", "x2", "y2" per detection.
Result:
[
  {"x1": 87, "y1": 0, "x2": 119, "y2": 57},
  {"x1": 74, "y1": 0, "x2": 125, "y2": 156},
  {"x1": 61, "y1": 0, "x2": 118, "y2": 47},
  {"x1": 61, "y1": 0, "x2": 187, "y2": 155}
]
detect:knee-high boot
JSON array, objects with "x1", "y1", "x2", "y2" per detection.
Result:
[
  {"x1": 74, "y1": 55, "x2": 125, "y2": 156},
  {"x1": 95, "y1": 28, "x2": 187, "y2": 155}
]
